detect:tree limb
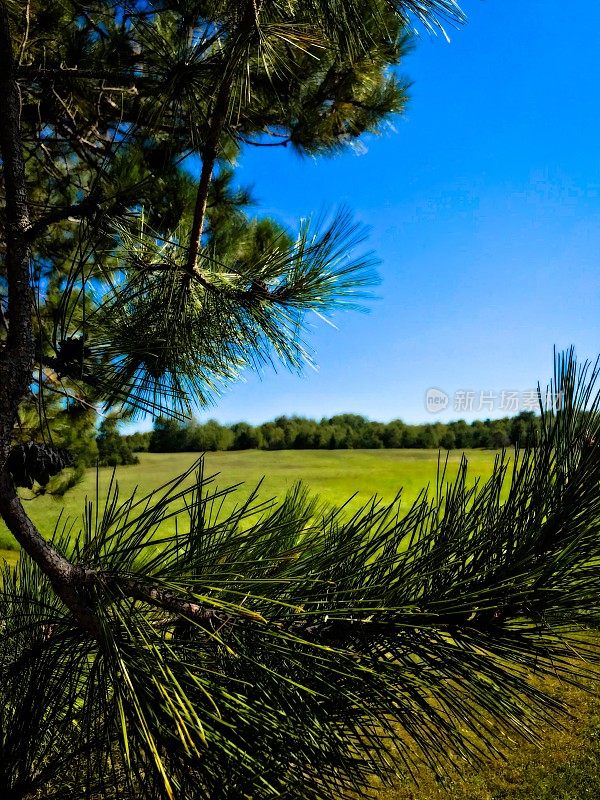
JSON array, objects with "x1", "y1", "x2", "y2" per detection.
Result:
[
  {"x1": 0, "y1": 471, "x2": 100, "y2": 636},
  {"x1": 24, "y1": 194, "x2": 103, "y2": 241},
  {"x1": 185, "y1": 1, "x2": 264, "y2": 276}
]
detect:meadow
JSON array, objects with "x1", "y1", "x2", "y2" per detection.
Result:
[
  {"x1": 2, "y1": 447, "x2": 600, "y2": 799},
  {"x1": 0, "y1": 448, "x2": 502, "y2": 557}
]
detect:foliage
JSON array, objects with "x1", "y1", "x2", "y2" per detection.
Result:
[
  {"x1": 1, "y1": 0, "x2": 427, "y2": 422},
  {"x1": 126, "y1": 431, "x2": 152, "y2": 453},
  {"x1": 96, "y1": 415, "x2": 139, "y2": 467},
  {"x1": 10, "y1": 396, "x2": 98, "y2": 494},
  {"x1": 144, "y1": 411, "x2": 540, "y2": 452}
]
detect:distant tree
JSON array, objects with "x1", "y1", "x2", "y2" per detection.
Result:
[
  {"x1": 259, "y1": 422, "x2": 286, "y2": 450},
  {"x1": 489, "y1": 420, "x2": 511, "y2": 449},
  {"x1": 186, "y1": 420, "x2": 234, "y2": 451},
  {"x1": 150, "y1": 418, "x2": 187, "y2": 453},
  {"x1": 510, "y1": 411, "x2": 540, "y2": 446},
  {"x1": 97, "y1": 416, "x2": 139, "y2": 467},
  {"x1": 290, "y1": 418, "x2": 319, "y2": 449},
  {"x1": 470, "y1": 420, "x2": 494, "y2": 449},
  {"x1": 231, "y1": 422, "x2": 263, "y2": 450},
  {"x1": 449, "y1": 419, "x2": 473, "y2": 448},
  {"x1": 126, "y1": 431, "x2": 152, "y2": 453},
  {"x1": 439, "y1": 430, "x2": 456, "y2": 450},
  {"x1": 382, "y1": 419, "x2": 406, "y2": 448},
  {"x1": 412, "y1": 424, "x2": 438, "y2": 448},
  {"x1": 361, "y1": 421, "x2": 386, "y2": 448},
  {"x1": 328, "y1": 414, "x2": 369, "y2": 446}
]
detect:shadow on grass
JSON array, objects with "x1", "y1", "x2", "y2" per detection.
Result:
[{"x1": 371, "y1": 667, "x2": 600, "y2": 800}]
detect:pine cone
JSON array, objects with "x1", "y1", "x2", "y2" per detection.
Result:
[
  {"x1": 55, "y1": 336, "x2": 92, "y2": 380},
  {"x1": 7, "y1": 442, "x2": 74, "y2": 489}
]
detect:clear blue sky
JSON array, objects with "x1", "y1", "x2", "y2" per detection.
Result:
[{"x1": 142, "y1": 0, "x2": 600, "y2": 429}]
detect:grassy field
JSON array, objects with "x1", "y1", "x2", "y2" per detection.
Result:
[
  {"x1": 2, "y1": 447, "x2": 600, "y2": 799},
  {"x1": 0, "y1": 448, "x2": 502, "y2": 554},
  {"x1": 377, "y1": 670, "x2": 600, "y2": 800}
]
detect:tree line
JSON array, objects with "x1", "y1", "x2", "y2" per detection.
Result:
[{"x1": 120, "y1": 411, "x2": 541, "y2": 456}]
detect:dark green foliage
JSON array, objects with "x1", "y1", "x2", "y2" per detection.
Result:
[
  {"x1": 149, "y1": 418, "x2": 189, "y2": 453},
  {"x1": 96, "y1": 416, "x2": 139, "y2": 467},
  {"x1": 185, "y1": 420, "x2": 235, "y2": 451},
  {"x1": 146, "y1": 410, "x2": 542, "y2": 452},
  {"x1": 230, "y1": 421, "x2": 264, "y2": 450},
  {"x1": 10, "y1": 398, "x2": 98, "y2": 495},
  {"x1": 125, "y1": 431, "x2": 152, "y2": 453}
]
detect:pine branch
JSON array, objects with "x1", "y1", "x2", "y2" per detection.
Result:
[
  {"x1": 0, "y1": 472, "x2": 100, "y2": 636},
  {"x1": 1, "y1": 349, "x2": 598, "y2": 799},
  {"x1": 16, "y1": 66, "x2": 156, "y2": 86},
  {"x1": 24, "y1": 193, "x2": 104, "y2": 241},
  {"x1": 186, "y1": 1, "x2": 264, "y2": 276}
]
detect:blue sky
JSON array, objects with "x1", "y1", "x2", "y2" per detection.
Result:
[{"x1": 148, "y1": 0, "x2": 600, "y2": 429}]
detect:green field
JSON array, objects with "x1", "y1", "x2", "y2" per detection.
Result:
[
  {"x1": 2, "y1": 448, "x2": 600, "y2": 799},
  {"x1": 0, "y1": 448, "x2": 502, "y2": 557}
]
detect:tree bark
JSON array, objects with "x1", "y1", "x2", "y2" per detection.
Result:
[{"x1": 0, "y1": 2, "x2": 34, "y2": 462}]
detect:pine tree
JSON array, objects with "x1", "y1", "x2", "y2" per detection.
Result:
[
  {"x1": 2, "y1": 3, "x2": 600, "y2": 800},
  {"x1": 96, "y1": 415, "x2": 139, "y2": 466}
]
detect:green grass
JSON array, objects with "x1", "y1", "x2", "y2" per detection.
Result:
[
  {"x1": 0, "y1": 448, "x2": 502, "y2": 550},
  {"x1": 0, "y1": 548, "x2": 19, "y2": 567},
  {"x1": 376, "y1": 670, "x2": 600, "y2": 800}
]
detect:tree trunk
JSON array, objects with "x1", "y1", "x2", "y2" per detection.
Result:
[
  {"x1": 0, "y1": 4, "x2": 101, "y2": 635},
  {"x1": 0, "y1": 2, "x2": 35, "y2": 463}
]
